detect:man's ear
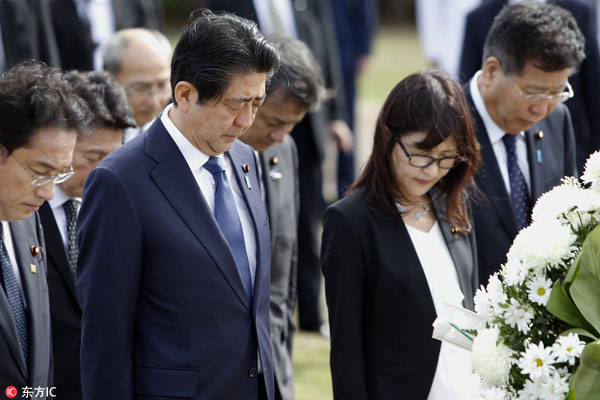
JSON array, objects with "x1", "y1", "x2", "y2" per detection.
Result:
[
  {"x1": 480, "y1": 56, "x2": 503, "y2": 87},
  {"x1": 173, "y1": 81, "x2": 196, "y2": 112}
]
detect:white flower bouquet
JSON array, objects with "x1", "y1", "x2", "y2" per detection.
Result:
[{"x1": 435, "y1": 151, "x2": 600, "y2": 399}]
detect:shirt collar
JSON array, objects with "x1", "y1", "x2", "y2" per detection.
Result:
[
  {"x1": 48, "y1": 186, "x2": 77, "y2": 211},
  {"x1": 160, "y1": 103, "x2": 216, "y2": 172}
]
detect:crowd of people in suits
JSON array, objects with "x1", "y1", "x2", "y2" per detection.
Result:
[{"x1": 0, "y1": 0, "x2": 597, "y2": 400}]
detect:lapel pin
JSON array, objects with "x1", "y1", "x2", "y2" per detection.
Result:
[
  {"x1": 242, "y1": 163, "x2": 250, "y2": 173},
  {"x1": 30, "y1": 264, "x2": 37, "y2": 274},
  {"x1": 535, "y1": 130, "x2": 544, "y2": 140},
  {"x1": 537, "y1": 149, "x2": 543, "y2": 163},
  {"x1": 450, "y1": 227, "x2": 457, "y2": 234},
  {"x1": 269, "y1": 171, "x2": 282, "y2": 181},
  {"x1": 270, "y1": 156, "x2": 279, "y2": 166},
  {"x1": 30, "y1": 245, "x2": 41, "y2": 257},
  {"x1": 241, "y1": 163, "x2": 252, "y2": 189}
]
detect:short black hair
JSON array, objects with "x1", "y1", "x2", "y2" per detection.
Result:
[
  {"x1": 65, "y1": 70, "x2": 136, "y2": 133},
  {"x1": 170, "y1": 9, "x2": 280, "y2": 105},
  {"x1": 482, "y1": 3, "x2": 585, "y2": 75},
  {"x1": 0, "y1": 61, "x2": 91, "y2": 154},
  {"x1": 266, "y1": 34, "x2": 325, "y2": 112}
]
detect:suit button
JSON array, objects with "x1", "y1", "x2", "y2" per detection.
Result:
[{"x1": 248, "y1": 367, "x2": 258, "y2": 378}]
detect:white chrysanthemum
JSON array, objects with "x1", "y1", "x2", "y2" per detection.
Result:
[
  {"x1": 477, "y1": 385, "x2": 514, "y2": 400},
  {"x1": 502, "y1": 257, "x2": 530, "y2": 287},
  {"x1": 506, "y1": 219, "x2": 577, "y2": 274},
  {"x1": 581, "y1": 150, "x2": 600, "y2": 191},
  {"x1": 503, "y1": 298, "x2": 534, "y2": 334},
  {"x1": 486, "y1": 273, "x2": 507, "y2": 311},
  {"x1": 532, "y1": 182, "x2": 586, "y2": 223},
  {"x1": 518, "y1": 341, "x2": 556, "y2": 379},
  {"x1": 472, "y1": 327, "x2": 513, "y2": 386},
  {"x1": 538, "y1": 370, "x2": 570, "y2": 400},
  {"x1": 552, "y1": 333, "x2": 585, "y2": 365},
  {"x1": 474, "y1": 286, "x2": 494, "y2": 321},
  {"x1": 526, "y1": 275, "x2": 553, "y2": 306},
  {"x1": 518, "y1": 378, "x2": 542, "y2": 400}
]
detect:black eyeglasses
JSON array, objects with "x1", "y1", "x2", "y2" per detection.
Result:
[{"x1": 397, "y1": 140, "x2": 467, "y2": 169}]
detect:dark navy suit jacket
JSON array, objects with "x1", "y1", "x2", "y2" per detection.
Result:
[
  {"x1": 466, "y1": 84, "x2": 577, "y2": 286},
  {"x1": 76, "y1": 118, "x2": 273, "y2": 399},
  {"x1": 459, "y1": 0, "x2": 600, "y2": 174}
]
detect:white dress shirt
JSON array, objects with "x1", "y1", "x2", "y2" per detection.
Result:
[
  {"x1": 406, "y1": 222, "x2": 478, "y2": 400},
  {"x1": 471, "y1": 71, "x2": 531, "y2": 195},
  {"x1": 48, "y1": 186, "x2": 81, "y2": 256},
  {"x1": 1, "y1": 220, "x2": 27, "y2": 307},
  {"x1": 252, "y1": 0, "x2": 298, "y2": 38},
  {"x1": 160, "y1": 104, "x2": 258, "y2": 287}
]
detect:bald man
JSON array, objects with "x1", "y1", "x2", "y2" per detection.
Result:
[{"x1": 101, "y1": 28, "x2": 172, "y2": 141}]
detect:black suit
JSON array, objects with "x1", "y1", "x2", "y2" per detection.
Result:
[
  {"x1": 321, "y1": 187, "x2": 478, "y2": 399},
  {"x1": 49, "y1": 0, "x2": 164, "y2": 71},
  {"x1": 466, "y1": 84, "x2": 577, "y2": 286},
  {"x1": 0, "y1": 0, "x2": 60, "y2": 70},
  {"x1": 39, "y1": 202, "x2": 81, "y2": 400},
  {"x1": 459, "y1": 0, "x2": 600, "y2": 174},
  {"x1": 205, "y1": 0, "x2": 348, "y2": 331}
]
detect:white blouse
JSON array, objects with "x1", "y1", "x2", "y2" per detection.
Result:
[{"x1": 406, "y1": 222, "x2": 478, "y2": 400}]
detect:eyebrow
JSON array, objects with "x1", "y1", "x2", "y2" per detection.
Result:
[
  {"x1": 524, "y1": 82, "x2": 567, "y2": 91},
  {"x1": 231, "y1": 94, "x2": 267, "y2": 103},
  {"x1": 33, "y1": 160, "x2": 68, "y2": 172}
]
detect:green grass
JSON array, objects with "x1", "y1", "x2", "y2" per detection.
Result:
[{"x1": 293, "y1": 332, "x2": 333, "y2": 400}]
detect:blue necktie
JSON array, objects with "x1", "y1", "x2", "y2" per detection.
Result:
[
  {"x1": 502, "y1": 134, "x2": 531, "y2": 230},
  {"x1": 0, "y1": 226, "x2": 29, "y2": 366},
  {"x1": 204, "y1": 157, "x2": 253, "y2": 303}
]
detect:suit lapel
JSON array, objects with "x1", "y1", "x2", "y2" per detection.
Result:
[
  {"x1": 259, "y1": 151, "x2": 276, "y2": 248},
  {"x1": 525, "y1": 127, "x2": 545, "y2": 200},
  {"x1": 226, "y1": 143, "x2": 269, "y2": 314},
  {"x1": 38, "y1": 203, "x2": 79, "y2": 302},
  {"x1": 430, "y1": 189, "x2": 475, "y2": 310},
  {"x1": 146, "y1": 123, "x2": 251, "y2": 311},
  {"x1": 467, "y1": 87, "x2": 518, "y2": 236}
]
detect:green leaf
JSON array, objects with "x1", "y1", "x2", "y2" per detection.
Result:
[
  {"x1": 570, "y1": 226, "x2": 600, "y2": 335},
  {"x1": 564, "y1": 252, "x2": 582, "y2": 290},
  {"x1": 548, "y1": 281, "x2": 599, "y2": 336},
  {"x1": 561, "y1": 328, "x2": 598, "y2": 341},
  {"x1": 571, "y1": 340, "x2": 600, "y2": 399}
]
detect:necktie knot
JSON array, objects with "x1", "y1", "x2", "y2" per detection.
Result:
[{"x1": 203, "y1": 157, "x2": 226, "y2": 175}]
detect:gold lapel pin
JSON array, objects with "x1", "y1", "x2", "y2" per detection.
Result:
[
  {"x1": 536, "y1": 130, "x2": 544, "y2": 140},
  {"x1": 30, "y1": 264, "x2": 37, "y2": 274},
  {"x1": 270, "y1": 156, "x2": 279, "y2": 166}
]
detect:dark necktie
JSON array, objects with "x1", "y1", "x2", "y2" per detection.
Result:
[
  {"x1": 203, "y1": 157, "x2": 253, "y2": 303},
  {"x1": 0, "y1": 226, "x2": 29, "y2": 366},
  {"x1": 502, "y1": 134, "x2": 531, "y2": 230},
  {"x1": 63, "y1": 199, "x2": 79, "y2": 279}
]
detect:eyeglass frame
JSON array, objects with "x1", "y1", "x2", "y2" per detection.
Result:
[
  {"x1": 396, "y1": 139, "x2": 467, "y2": 169},
  {"x1": 124, "y1": 82, "x2": 172, "y2": 99},
  {"x1": 11, "y1": 153, "x2": 75, "y2": 186},
  {"x1": 507, "y1": 75, "x2": 573, "y2": 103}
]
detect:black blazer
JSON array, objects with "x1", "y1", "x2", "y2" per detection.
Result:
[
  {"x1": 321, "y1": 187, "x2": 478, "y2": 400},
  {"x1": 466, "y1": 84, "x2": 577, "y2": 286},
  {"x1": 39, "y1": 202, "x2": 82, "y2": 400},
  {"x1": 459, "y1": 0, "x2": 600, "y2": 174}
]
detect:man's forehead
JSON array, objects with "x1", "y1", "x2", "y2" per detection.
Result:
[{"x1": 224, "y1": 73, "x2": 267, "y2": 99}]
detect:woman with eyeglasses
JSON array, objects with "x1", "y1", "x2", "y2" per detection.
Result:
[{"x1": 321, "y1": 69, "x2": 481, "y2": 399}]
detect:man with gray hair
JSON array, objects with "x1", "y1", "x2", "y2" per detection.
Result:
[
  {"x1": 239, "y1": 34, "x2": 325, "y2": 400},
  {"x1": 101, "y1": 28, "x2": 171, "y2": 141}
]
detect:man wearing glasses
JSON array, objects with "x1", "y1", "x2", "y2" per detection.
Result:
[
  {"x1": 466, "y1": 2, "x2": 583, "y2": 287},
  {"x1": 0, "y1": 61, "x2": 90, "y2": 398}
]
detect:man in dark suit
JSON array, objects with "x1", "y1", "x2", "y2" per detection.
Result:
[
  {"x1": 0, "y1": 61, "x2": 90, "y2": 398},
  {"x1": 39, "y1": 70, "x2": 135, "y2": 400},
  {"x1": 49, "y1": 0, "x2": 164, "y2": 71},
  {"x1": 0, "y1": 0, "x2": 60, "y2": 70},
  {"x1": 239, "y1": 35, "x2": 326, "y2": 400},
  {"x1": 459, "y1": 0, "x2": 600, "y2": 175},
  {"x1": 465, "y1": 3, "x2": 581, "y2": 286},
  {"x1": 205, "y1": 0, "x2": 352, "y2": 334},
  {"x1": 76, "y1": 10, "x2": 280, "y2": 400}
]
